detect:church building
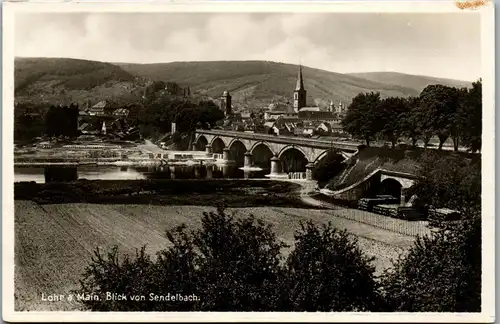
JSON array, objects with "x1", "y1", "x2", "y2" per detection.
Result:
[{"x1": 264, "y1": 64, "x2": 344, "y2": 122}]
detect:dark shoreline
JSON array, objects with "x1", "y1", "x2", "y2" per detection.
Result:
[{"x1": 14, "y1": 179, "x2": 322, "y2": 209}]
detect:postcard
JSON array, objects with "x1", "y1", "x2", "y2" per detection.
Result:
[{"x1": 2, "y1": 0, "x2": 495, "y2": 322}]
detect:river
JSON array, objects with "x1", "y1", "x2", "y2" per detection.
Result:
[{"x1": 14, "y1": 164, "x2": 270, "y2": 183}]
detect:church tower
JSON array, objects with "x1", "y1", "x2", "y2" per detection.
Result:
[
  {"x1": 221, "y1": 90, "x2": 232, "y2": 117},
  {"x1": 293, "y1": 64, "x2": 307, "y2": 113}
]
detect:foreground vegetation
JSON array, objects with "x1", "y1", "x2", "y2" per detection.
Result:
[
  {"x1": 15, "y1": 202, "x2": 412, "y2": 311},
  {"x1": 72, "y1": 153, "x2": 481, "y2": 312}
]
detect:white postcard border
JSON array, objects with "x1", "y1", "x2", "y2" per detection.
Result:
[{"x1": 2, "y1": 1, "x2": 495, "y2": 322}]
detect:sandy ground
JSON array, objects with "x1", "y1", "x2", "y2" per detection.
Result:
[{"x1": 13, "y1": 200, "x2": 420, "y2": 311}]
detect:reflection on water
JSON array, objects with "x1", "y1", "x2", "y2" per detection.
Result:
[{"x1": 14, "y1": 165, "x2": 269, "y2": 183}]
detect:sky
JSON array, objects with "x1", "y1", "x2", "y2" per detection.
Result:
[{"x1": 14, "y1": 12, "x2": 481, "y2": 81}]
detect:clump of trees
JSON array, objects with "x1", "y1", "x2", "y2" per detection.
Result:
[
  {"x1": 14, "y1": 105, "x2": 46, "y2": 143},
  {"x1": 138, "y1": 96, "x2": 224, "y2": 138},
  {"x1": 45, "y1": 104, "x2": 80, "y2": 138},
  {"x1": 341, "y1": 80, "x2": 482, "y2": 152},
  {"x1": 409, "y1": 151, "x2": 481, "y2": 215}
]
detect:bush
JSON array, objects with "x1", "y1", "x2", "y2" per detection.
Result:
[
  {"x1": 75, "y1": 208, "x2": 379, "y2": 311},
  {"x1": 380, "y1": 214, "x2": 481, "y2": 312},
  {"x1": 280, "y1": 221, "x2": 379, "y2": 311}
]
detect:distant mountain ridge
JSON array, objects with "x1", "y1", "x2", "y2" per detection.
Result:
[
  {"x1": 14, "y1": 57, "x2": 473, "y2": 109},
  {"x1": 347, "y1": 71, "x2": 474, "y2": 93}
]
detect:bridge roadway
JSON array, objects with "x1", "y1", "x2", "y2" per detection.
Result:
[{"x1": 193, "y1": 129, "x2": 365, "y2": 180}]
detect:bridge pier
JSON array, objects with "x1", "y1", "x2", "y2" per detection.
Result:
[
  {"x1": 266, "y1": 156, "x2": 288, "y2": 179},
  {"x1": 222, "y1": 165, "x2": 231, "y2": 178},
  {"x1": 244, "y1": 151, "x2": 253, "y2": 168},
  {"x1": 205, "y1": 144, "x2": 212, "y2": 154},
  {"x1": 305, "y1": 163, "x2": 315, "y2": 181},
  {"x1": 270, "y1": 156, "x2": 282, "y2": 174},
  {"x1": 221, "y1": 148, "x2": 235, "y2": 165},
  {"x1": 192, "y1": 143, "x2": 197, "y2": 151}
]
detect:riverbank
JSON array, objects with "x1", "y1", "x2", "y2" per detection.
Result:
[{"x1": 14, "y1": 179, "x2": 319, "y2": 209}]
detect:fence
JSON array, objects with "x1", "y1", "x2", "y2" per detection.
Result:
[
  {"x1": 332, "y1": 208, "x2": 432, "y2": 237},
  {"x1": 288, "y1": 172, "x2": 307, "y2": 180}
]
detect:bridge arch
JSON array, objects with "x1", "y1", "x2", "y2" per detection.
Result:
[
  {"x1": 278, "y1": 146, "x2": 309, "y2": 173},
  {"x1": 313, "y1": 149, "x2": 345, "y2": 165},
  {"x1": 380, "y1": 178, "x2": 403, "y2": 200},
  {"x1": 249, "y1": 141, "x2": 276, "y2": 156},
  {"x1": 211, "y1": 137, "x2": 226, "y2": 154},
  {"x1": 194, "y1": 135, "x2": 208, "y2": 151},
  {"x1": 251, "y1": 142, "x2": 275, "y2": 170},
  {"x1": 228, "y1": 139, "x2": 248, "y2": 166},
  {"x1": 277, "y1": 145, "x2": 310, "y2": 162}
]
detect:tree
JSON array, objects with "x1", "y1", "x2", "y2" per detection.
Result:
[
  {"x1": 377, "y1": 97, "x2": 409, "y2": 148},
  {"x1": 460, "y1": 79, "x2": 482, "y2": 152},
  {"x1": 419, "y1": 85, "x2": 460, "y2": 150},
  {"x1": 410, "y1": 151, "x2": 481, "y2": 215},
  {"x1": 380, "y1": 214, "x2": 481, "y2": 312},
  {"x1": 341, "y1": 92, "x2": 381, "y2": 146},
  {"x1": 399, "y1": 97, "x2": 421, "y2": 147},
  {"x1": 281, "y1": 221, "x2": 379, "y2": 311}
]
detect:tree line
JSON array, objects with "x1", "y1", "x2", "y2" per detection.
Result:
[
  {"x1": 14, "y1": 94, "x2": 224, "y2": 142},
  {"x1": 138, "y1": 95, "x2": 224, "y2": 138},
  {"x1": 341, "y1": 80, "x2": 482, "y2": 152},
  {"x1": 75, "y1": 151, "x2": 481, "y2": 312}
]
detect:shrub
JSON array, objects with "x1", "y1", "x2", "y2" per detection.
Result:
[{"x1": 280, "y1": 221, "x2": 379, "y2": 311}]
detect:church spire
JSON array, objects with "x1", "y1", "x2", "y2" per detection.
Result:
[{"x1": 295, "y1": 64, "x2": 305, "y2": 91}]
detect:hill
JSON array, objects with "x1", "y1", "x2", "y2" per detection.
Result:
[
  {"x1": 15, "y1": 57, "x2": 147, "y2": 107},
  {"x1": 15, "y1": 58, "x2": 472, "y2": 111},
  {"x1": 117, "y1": 61, "x2": 420, "y2": 109},
  {"x1": 346, "y1": 72, "x2": 473, "y2": 93}
]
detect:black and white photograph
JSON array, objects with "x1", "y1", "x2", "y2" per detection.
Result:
[{"x1": 2, "y1": 1, "x2": 495, "y2": 322}]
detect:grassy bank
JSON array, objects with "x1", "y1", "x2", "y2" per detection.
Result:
[{"x1": 14, "y1": 179, "x2": 316, "y2": 209}]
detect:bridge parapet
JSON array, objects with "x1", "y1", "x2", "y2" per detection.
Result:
[{"x1": 195, "y1": 129, "x2": 362, "y2": 152}]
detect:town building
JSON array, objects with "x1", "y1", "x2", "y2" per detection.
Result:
[{"x1": 263, "y1": 64, "x2": 346, "y2": 122}]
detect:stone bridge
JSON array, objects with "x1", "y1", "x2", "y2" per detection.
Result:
[{"x1": 193, "y1": 129, "x2": 364, "y2": 179}]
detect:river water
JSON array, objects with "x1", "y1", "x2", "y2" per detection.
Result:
[{"x1": 14, "y1": 165, "x2": 270, "y2": 183}]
